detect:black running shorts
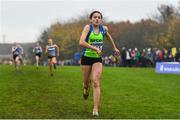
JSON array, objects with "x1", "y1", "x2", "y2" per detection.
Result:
[
  {"x1": 35, "y1": 53, "x2": 41, "y2": 57},
  {"x1": 13, "y1": 55, "x2": 18, "y2": 60},
  {"x1": 48, "y1": 55, "x2": 56, "y2": 59},
  {"x1": 81, "y1": 55, "x2": 102, "y2": 65}
]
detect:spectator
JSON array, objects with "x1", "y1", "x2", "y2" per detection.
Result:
[{"x1": 175, "y1": 48, "x2": 180, "y2": 62}]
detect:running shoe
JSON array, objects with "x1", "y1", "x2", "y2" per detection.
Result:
[
  {"x1": 93, "y1": 111, "x2": 99, "y2": 116},
  {"x1": 83, "y1": 87, "x2": 90, "y2": 100}
]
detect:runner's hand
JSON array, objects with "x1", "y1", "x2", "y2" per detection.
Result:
[
  {"x1": 113, "y1": 48, "x2": 120, "y2": 56},
  {"x1": 95, "y1": 47, "x2": 102, "y2": 56}
]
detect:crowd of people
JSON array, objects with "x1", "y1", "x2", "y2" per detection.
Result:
[
  {"x1": 120, "y1": 47, "x2": 180, "y2": 67},
  {"x1": 73, "y1": 47, "x2": 180, "y2": 67}
]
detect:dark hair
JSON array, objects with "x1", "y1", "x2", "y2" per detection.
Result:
[{"x1": 89, "y1": 11, "x2": 103, "y2": 19}]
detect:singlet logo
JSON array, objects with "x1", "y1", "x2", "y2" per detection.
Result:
[{"x1": 90, "y1": 39, "x2": 102, "y2": 42}]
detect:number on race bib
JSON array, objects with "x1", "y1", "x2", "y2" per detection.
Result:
[{"x1": 91, "y1": 42, "x2": 103, "y2": 51}]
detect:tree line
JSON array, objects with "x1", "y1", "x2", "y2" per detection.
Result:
[{"x1": 37, "y1": 4, "x2": 180, "y2": 60}]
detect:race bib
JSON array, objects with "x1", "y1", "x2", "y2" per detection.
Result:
[{"x1": 91, "y1": 42, "x2": 103, "y2": 51}]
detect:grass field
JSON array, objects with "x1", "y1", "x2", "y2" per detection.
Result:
[{"x1": 0, "y1": 65, "x2": 180, "y2": 119}]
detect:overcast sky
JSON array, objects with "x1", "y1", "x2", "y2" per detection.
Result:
[{"x1": 0, "y1": 0, "x2": 179, "y2": 43}]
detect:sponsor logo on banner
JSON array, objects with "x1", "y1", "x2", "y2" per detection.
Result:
[{"x1": 156, "y1": 62, "x2": 180, "y2": 74}]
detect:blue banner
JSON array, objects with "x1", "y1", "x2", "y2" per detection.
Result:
[{"x1": 155, "y1": 62, "x2": 180, "y2": 74}]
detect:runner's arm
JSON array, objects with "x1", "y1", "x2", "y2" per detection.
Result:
[
  {"x1": 40, "y1": 47, "x2": 42, "y2": 53},
  {"x1": 21, "y1": 46, "x2": 24, "y2": 54},
  {"x1": 79, "y1": 25, "x2": 99, "y2": 52},
  {"x1": 104, "y1": 26, "x2": 120, "y2": 55},
  {"x1": 55, "y1": 45, "x2": 60, "y2": 56},
  {"x1": 45, "y1": 46, "x2": 48, "y2": 53}
]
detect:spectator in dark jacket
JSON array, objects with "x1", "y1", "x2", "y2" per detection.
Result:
[{"x1": 175, "y1": 48, "x2": 180, "y2": 62}]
